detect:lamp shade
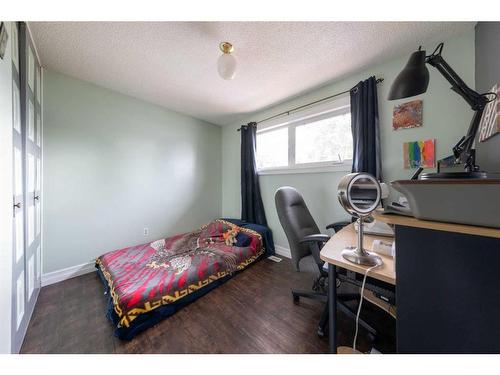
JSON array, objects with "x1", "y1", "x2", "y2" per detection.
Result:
[
  {"x1": 217, "y1": 53, "x2": 237, "y2": 80},
  {"x1": 388, "y1": 50, "x2": 430, "y2": 100}
]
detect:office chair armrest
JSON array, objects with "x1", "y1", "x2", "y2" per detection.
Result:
[
  {"x1": 299, "y1": 234, "x2": 330, "y2": 244},
  {"x1": 326, "y1": 220, "x2": 351, "y2": 233},
  {"x1": 299, "y1": 234, "x2": 330, "y2": 276}
]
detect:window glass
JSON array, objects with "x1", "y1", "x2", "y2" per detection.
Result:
[
  {"x1": 28, "y1": 101, "x2": 35, "y2": 141},
  {"x1": 11, "y1": 23, "x2": 19, "y2": 71},
  {"x1": 28, "y1": 153, "x2": 35, "y2": 193},
  {"x1": 28, "y1": 48, "x2": 35, "y2": 91},
  {"x1": 36, "y1": 157, "x2": 41, "y2": 191},
  {"x1": 255, "y1": 103, "x2": 352, "y2": 171},
  {"x1": 28, "y1": 255, "x2": 35, "y2": 299},
  {"x1": 36, "y1": 114, "x2": 41, "y2": 146},
  {"x1": 28, "y1": 205, "x2": 35, "y2": 246},
  {"x1": 36, "y1": 67, "x2": 41, "y2": 103},
  {"x1": 256, "y1": 127, "x2": 288, "y2": 169},
  {"x1": 13, "y1": 84, "x2": 21, "y2": 133},
  {"x1": 14, "y1": 147, "x2": 23, "y2": 196},
  {"x1": 15, "y1": 211, "x2": 24, "y2": 262},
  {"x1": 16, "y1": 271, "x2": 25, "y2": 328},
  {"x1": 295, "y1": 112, "x2": 352, "y2": 164},
  {"x1": 36, "y1": 203, "x2": 41, "y2": 236}
]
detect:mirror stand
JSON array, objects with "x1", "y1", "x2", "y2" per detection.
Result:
[{"x1": 341, "y1": 217, "x2": 383, "y2": 266}]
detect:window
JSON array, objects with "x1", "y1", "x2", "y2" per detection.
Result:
[
  {"x1": 256, "y1": 96, "x2": 352, "y2": 174},
  {"x1": 256, "y1": 127, "x2": 288, "y2": 169}
]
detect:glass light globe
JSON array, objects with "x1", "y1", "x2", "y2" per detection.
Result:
[{"x1": 217, "y1": 53, "x2": 237, "y2": 80}]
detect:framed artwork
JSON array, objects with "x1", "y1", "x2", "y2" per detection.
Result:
[
  {"x1": 403, "y1": 139, "x2": 435, "y2": 169},
  {"x1": 478, "y1": 83, "x2": 500, "y2": 142},
  {"x1": 393, "y1": 100, "x2": 423, "y2": 130}
]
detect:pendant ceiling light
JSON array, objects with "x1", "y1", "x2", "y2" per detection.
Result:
[{"x1": 217, "y1": 42, "x2": 237, "y2": 80}]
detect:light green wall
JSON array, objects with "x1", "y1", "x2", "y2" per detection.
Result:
[
  {"x1": 43, "y1": 70, "x2": 222, "y2": 273},
  {"x1": 42, "y1": 29, "x2": 476, "y2": 269},
  {"x1": 0, "y1": 21, "x2": 14, "y2": 354},
  {"x1": 222, "y1": 30, "x2": 476, "y2": 249}
]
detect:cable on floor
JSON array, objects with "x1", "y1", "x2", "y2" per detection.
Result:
[{"x1": 353, "y1": 263, "x2": 381, "y2": 352}]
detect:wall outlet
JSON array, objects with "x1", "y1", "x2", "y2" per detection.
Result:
[{"x1": 143, "y1": 227, "x2": 149, "y2": 236}]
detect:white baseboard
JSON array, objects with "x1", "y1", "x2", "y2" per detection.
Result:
[
  {"x1": 274, "y1": 245, "x2": 291, "y2": 259},
  {"x1": 42, "y1": 261, "x2": 96, "y2": 287}
]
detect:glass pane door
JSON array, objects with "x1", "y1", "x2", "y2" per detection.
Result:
[
  {"x1": 11, "y1": 22, "x2": 43, "y2": 354},
  {"x1": 23, "y1": 37, "x2": 42, "y2": 317},
  {"x1": 11, "y1": 21, "x2": 27, "y2": 352}
]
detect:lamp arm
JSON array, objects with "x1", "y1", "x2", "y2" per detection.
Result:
[
  {"x1": 426, "y1": 55, "x2": 486, "y2": 110},
  {"x1": 426, "y1": 54, "x2": 488, "y2": 172},
  {"x1": 453, "y1": 109, "x2": 484, "y2": 171}
]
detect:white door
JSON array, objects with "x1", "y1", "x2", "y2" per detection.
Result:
[{"x1": 11, "y1": 22, "x2": 43, "y2": 354}]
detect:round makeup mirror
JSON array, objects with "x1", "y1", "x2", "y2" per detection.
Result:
[
  {"x1": 337, "y1": 173, "x2": 383, "y2": 266},
  {"x1": 338, "y1": 173, "x2": 381, "y2": 217}
]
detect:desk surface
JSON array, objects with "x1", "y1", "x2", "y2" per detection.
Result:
[
  {"x1": 320, "y1": 224, "x2": 396, "y2": 285},
  {"x1": 373, "y1": 210, "x2": 500, "y2": 239}
]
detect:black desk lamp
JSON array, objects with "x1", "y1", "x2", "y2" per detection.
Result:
[{"x1": 388, "y1": 43, "x2": 496, "y2": 179}]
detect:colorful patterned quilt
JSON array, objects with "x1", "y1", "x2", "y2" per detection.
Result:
[{"x1": 96, "y1": 220, "x2": 264, "y2": 328}]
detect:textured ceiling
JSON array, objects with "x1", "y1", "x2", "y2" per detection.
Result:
[{"x1": 29, "y1": 22, "x2": 474, "y2": 125}]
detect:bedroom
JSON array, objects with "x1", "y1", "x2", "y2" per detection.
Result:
[{"x1": 1, "y1": 0, "x2": 500, "y2": 372}]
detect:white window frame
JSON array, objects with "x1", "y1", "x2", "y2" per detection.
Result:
[{"x1": 256, "y1": 95, "x2": 353, "y2": 175}]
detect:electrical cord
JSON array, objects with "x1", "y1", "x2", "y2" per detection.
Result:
[{"x1": 353, "y1": 263, "x2": 381, "y2": 352}]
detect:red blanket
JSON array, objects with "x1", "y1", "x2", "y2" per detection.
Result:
[{"x1": 96, "y1": 220, "x2": 263, "y2": 328}]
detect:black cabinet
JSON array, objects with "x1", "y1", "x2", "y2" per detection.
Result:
[{"x1": 396, "y1": 226, "x2": 500, "y2": 353}]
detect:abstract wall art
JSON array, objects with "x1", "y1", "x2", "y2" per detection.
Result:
[
  {"x1": 403, "y1": 139, "x2": 435, "y2": 169},
  {"x1": 393, "y1": 100, "x2": 423, "y2": 130}
]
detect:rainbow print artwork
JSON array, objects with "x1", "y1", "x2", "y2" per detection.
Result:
[{"x1": 403, "y1": 139, "x2": 435, "y2": 169}]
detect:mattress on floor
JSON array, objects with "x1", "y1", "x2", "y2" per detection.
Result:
[{"x1": 96, "y1": 219, "x2": 265, "y2": 339}]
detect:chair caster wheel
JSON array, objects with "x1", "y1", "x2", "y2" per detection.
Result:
[
  {"x1": 317, "y1": 327, "x2": 325, "y2": 337},
  {"x1": 293, "y1": 294, "x2": 300, "y2": 304}
]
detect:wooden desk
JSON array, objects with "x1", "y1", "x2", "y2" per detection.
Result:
[
  {"x1": 373, "y1": 210, "x2": 500, "y2": 239},
  {"x1": 320, "y1": 224, "x2": 395, "y2": 285},
  {"x1": 321, "y1": 214, "x2": 500, "y2": 353},
  {"x1": 320, "y1": 223, "x2": 395, "y2": 353}
]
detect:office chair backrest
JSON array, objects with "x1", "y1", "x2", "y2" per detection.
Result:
[{"x1": 275, "y1": 186, "x2": 321, "y2": 272}]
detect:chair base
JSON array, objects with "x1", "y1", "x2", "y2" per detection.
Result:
[
  {"x1": 291, "y1": 289, "x2": 377, "y2": 338},
  {"x1": 292, "y1": 290, "x2": 327, "y2": 303}
]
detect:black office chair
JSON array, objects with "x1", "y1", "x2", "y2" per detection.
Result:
[{"x1": 275, "y1": 186, "x2": 391, "y2": 337}]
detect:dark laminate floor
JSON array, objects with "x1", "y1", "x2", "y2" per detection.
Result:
[{"x1": 21, "y1": 257, "x2": 395, "y2": 354}]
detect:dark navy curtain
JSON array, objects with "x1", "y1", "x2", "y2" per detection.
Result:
[
  {"x1": 350, "y1": 76, "x2": 382, "y2": 180},
  {"x1": 240, "y1": 122, "x2": 268, "y2": 226}
]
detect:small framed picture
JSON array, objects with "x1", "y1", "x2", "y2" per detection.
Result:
[
  {"x1": 0, "y1": 22, "x2": 9, "y2": 60},
  {"x1": 393, "y1": 100, "x2": 423, "y2": 130}
]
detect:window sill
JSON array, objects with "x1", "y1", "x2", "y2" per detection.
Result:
[{"x1": 257, "y1": 163, "x2": 352, "y2": 176}]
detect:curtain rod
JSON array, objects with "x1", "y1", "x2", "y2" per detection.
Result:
[{"x1": 237, "y1": 77, "x2": 383, "y2": 131}]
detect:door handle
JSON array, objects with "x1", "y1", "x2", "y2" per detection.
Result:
[
  {"x1": 14, "y1": 202, "x2": 21, "y2": 209},
  {"x1": 34, "y1": 195, "x2": 40, "y2": 201}
]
